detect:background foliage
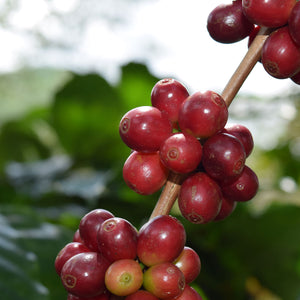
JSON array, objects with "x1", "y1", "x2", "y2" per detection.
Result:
[{"x1": 0, "y1": 63, "x2": 300, "y2": 300}]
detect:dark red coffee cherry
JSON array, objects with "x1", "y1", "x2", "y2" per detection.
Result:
[
  {"x1": 173, "y1": 246, "x2": 201, "y2": 284},
  {"x1": 242, "y1": 0, "x2": 296, "y2": 28},
  {"x1": 151, "y1": 78, "x2": 189, "y2": 127},
  {"x1": 123, "y1": 151, "x2": 169, "y2": 195},
  {"x1": 289, "y1": 1, "x2": 300, "y2": 46},
  {"x1": 97, "y1": 217, "x2": 138, "y2": 262},
  {"x1": 67, "y1": 291, "x2": 110, "y2": 300},
  {"x1": 137, "y1": 215, "x2": 186, "y2": 267},
  {"x1": 214, "y1": 196, "x2": 237, "y2": 221},
  {"x1": 55, "y1": 242, "x2": 91, "y2": 275},
  {"x1": 159, "y1": 132, "x2": 202, "y2": 174},
  {"x1": 261, "y1": 26, "x2": 300, "y2": 79},
  {"x1": 178, "y1": 91, "x2": 228, "y2": 139},
  {"x1": 207, "y1": 0, "x2": 254, "y2": 44},
  {"x1": 125, "y1": 290, "x2": 159, "y2": 300},
  {"x1": 61, "y1": 252, "x2": 110, "y2": 298},
  {"x1": 291, "y1": 70, "x2": 300, "y2": 85},
  {"x1": 222, "y1": 124, "x2": 254, "y2": 157},
  {"x1": 221, "y1": 165, "x2": 259, "y2": 202},
  {"x1": 119, "y1": 106, "x2": 172, "y2": 152},
  {"x1": 202, "y1": 132, "x2": 246, "y2": 183},
  {"x1": 178, "y1": 172, "x2": 222, "y2": 224},
  {"x1": 79, "y1": 209, "x2": 115, "y2": 252}
]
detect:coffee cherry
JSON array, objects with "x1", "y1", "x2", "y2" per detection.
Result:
[
  {"x1": 151, "y1": 78, "x2": 189, "y2": 126},
  {"x1": 173, "y1": 246, "x2": 201, "y2": 284},
  {"x1": 207, "y1": 0, "x2": 254, "y2": 44},
  {"x1": 123, "y1": 151, "x2": 168, "y2": 195},
  {"x1": 178, "y1": 91, "x2": 228, "y2": 139},
  {"x1": 167, "y1": 285, "x2": 203, "y2": 300},
  {"x1": 178, "y1": 172, "x2": 222, "y2": 224},
  {"x1": 61, "y1": 252, "x2": 110, "y2": 298},
  {"x1": 143, "y1": 263, "x2": 185, "y2": 299},
  {"x1": 261, "y1": 26, "x2": 300, "y2": 79},
  {"x1": 242, "y1": 0, "x2": 296, "y2": 28},
  {"x1": 159, "y1": 133, "x2": 203, "y2": 174},
  {"x1": 202, "y1": 132, "x2": 246, "y2": 183},
  {"x1": 73, "y1": 229, "x2": 84, "y2": 244},
  {"x1": 55, "y1": 242, "x2": 91, "y2": 275},
  {"x1": 221, "y1": 165, "x2": 259, "y2": 202},
  {"x1": 289, "y1": 1, "x2": 300, "y2": 46},
  {"x1": 223, "y1": 124, "x2": 254, "y2": 157},
  {"x1": 125, "y1": 290, "x2": 159, "y2": 300},
  {"x1": 119, "y1": 106, "x2": 172, "y2": 152},
  {"x1": 79, "y1": 209, "x2": 115, "y2": 252},
  {"x1": 67, "y1": 291, "x2": 110, "y2": 300},
  {"x1": 214, "y1": 196, "x2": 237, "y2": 221},
  {"x1": 137, "y1": 215, "x2": 186, "y2": 266},
  {"x1": 105, "y1": 259, "x2": 143, "y2": 297},
  {"x1": 97, "y1": 217, "x2": 138, "y2": 262}
]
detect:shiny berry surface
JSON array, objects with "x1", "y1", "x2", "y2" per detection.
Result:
[
  {"x1": 143, "y1": 262, "x2": 185, "y2": 300},
  {"x1": 178, "y1": 172, "x2": 222, "y2": 224},
  {"x1": 61, "y1": 252, "x2": 110, "y2": 298},
  {"x1": 223, "y1": 124, "x2": 254, "y2": 157},
  {"x1": 123, "y1": 151, "x2": 168, "y2": 195},
  {"x1": 159, "y1": 132, "x2": 202, "y2": 174},
  {"x1": 55, "y1": 242, "x2": 91, "y2": 275},
  {"x1": 125, "y1": 290, "x2": 159, "y2": 300},
  {"x1": 207, "y1": 0, "x2": 254, "y2": 43},
  {"x1": 173, "y1": 246, "x2": 201, "y2": 284},
  {"x1": 242, "y1": 0, "x2": 296, "y2": 27},
  {"x1": 221, "y1": 165, "x2": 259, "y2": 202},
  {"x1": 202, "y1": 132, "x2": 246, "y2": 183},
  {"x1": 168, "y1": 285, "x2": 203, "y2": 300},
  {"x1": 178, "y1": 91, "x2": 228, "y2": 139},
  {"x1": 119, "y1": 106, "x2": 172, "y2": 152},
  {"x1": 289, "y1": 1, "x2": 300, "y2": 46},
  {"x1": 261, "y1": 26, "x2": 300, "y2": 79},
  {"x1": 105, "y1": 259, "x2": 143, "y2": 297},
  {"x1": 151, "y1": 78, "x2": 189, "y2": 126},
  {"x1": 137, "y1": 215, "x2": 186, "y2": 266},
  {"x1": 79, "y1": 209, "x2": 115, "y2": 252},
  {"x1": 97, "y1": 217, "x2": 138, "y2": 262}
]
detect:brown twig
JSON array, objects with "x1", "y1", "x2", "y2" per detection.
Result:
[{"x1": 150, "y1": 27, "x2": 271, "y2": 219}]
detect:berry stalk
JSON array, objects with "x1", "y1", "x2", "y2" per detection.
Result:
[{"x1": 150, "y1": 26, "x2": 270, "y2": 219}]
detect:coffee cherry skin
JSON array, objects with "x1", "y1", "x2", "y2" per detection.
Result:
[
  {"x1": 67, "y1": 291, "x2": 110, "y2": 300},
  {"x1": 125, "y1": 290, "x2": 159, "y2": 300},
  {"x1": 137, "y1": 215, "x2": 186, "y2": 266},
  {"x1": 119, "y1": 106, "x2": 172, "y2": 152},
  {"x1": 167, "y1": 285, "x2": 203, "y2": 300},
  {"x1": 222, "y1": 124, "x2": 254, "y2": 157},
  {"x1": 61, "y1": 252, "x2": 110, "y2": 298},
  {"x1": 79, "y1": 209, "x2": 115, "y2": 252},
  {"x1": 214, "y1": 196, "x2": 237, "y2": 221},
  {"x1": 289, "y1": 1, "x2": 300, "y2": 46},
  {"x1": 202, "y1": 132, "x2": 246, "y2": 183},
  {"x1": 178, "y1": 91, "x2": 228, "y2": 139},
  {"x1": 123, "y1": 151, "x2": 168, "y2": 195},
  {"x1": 291, "y1": 70, "x2": 300, "y2": 85},
  {"x1": 207, "y1": 0, "x2": 254, "y2": 44},
  {"x1": 151, "y1": 78, "x2": 189, "y2": 126},
  {"x1": 178, "y1": 172, "x2": 222, "y2": 224},
  {"x1": 97, "y1": 217, "x2": 138, "y2": 262},
  {"x1": 261, "y1": 26, "x2": 300, "y2": 79},
  {"x1": 55, "y1": 242, "x2": 91, "y2": 275},
  {"x1": 173, "y1": 246, "x2": 201, "y2": 284},
  {"x1": 159, "y1": 133, "x2": 203, "y2": 174},
  {"x1": 73, "y1": 229, "x2": 84, "y2": 244},
  {"x1": 221, "y1": 165, "x2": 259, "y2": 202},
  {"x1": 242, "y1": 0, "x2": 297, "y2": 28},
  {"x1": 143, "y1": 262, "x2": 185, "y2": 299},
  {"x1": 105, "y1": 259, "x2": 143, "y2": 297}
]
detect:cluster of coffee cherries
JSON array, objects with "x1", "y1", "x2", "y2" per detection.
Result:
[
  {"x1": 119, "y1": 78, "x2": 258, "y2": 224},
  {"x1": 207, "y1": 0, "x2": 300, "y2": 84},
  {"x1": 55, "y1": 209, "x2": 202, "y2": 299}
]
